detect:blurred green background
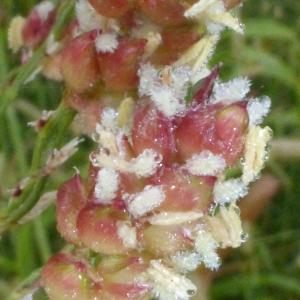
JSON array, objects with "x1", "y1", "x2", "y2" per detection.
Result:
[{"x1": 0, "y1": 0, "x2": 299, "y2": 299}]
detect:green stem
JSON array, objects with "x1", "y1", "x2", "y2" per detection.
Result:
[
  {"x1": 33, "y1": 217, "x2": 51, "y2": 264},
  {"x1": 6, "y1": 107, "x2": 28, "y2": 175},
  {"x1": 6, "y1": 181, "x2": 35, "y2": 215},
  {"x1": 30, "y1": 103, "x2": 76, "y2": 173},
  {"x1": 3, "y1": 104, "x2": 75, "y2": 216},
  {"x1": 6, "y1": 176, "x2": 48, "y2": 226},
  {"x1": 6, "y1": 106, "x2": 37, "y2": 278},
  {"x1": 52, "y1": 0, "x2": 76, "y2": 40},
  {"x1": 0, "y1": 104, "x2": 76, "y2": 233},
  {"x1": 13, "y1": 224, "x2": 36, "y2": 278},
  {"x1": 0, "y1": 47, "x2": 46, "y2": 113},
  {"x1": 0, "y1": 0, "x2": 75, "y2": 113},
  {"x1": 7, "y1": 268, "x2": 41, "y2": 300}
]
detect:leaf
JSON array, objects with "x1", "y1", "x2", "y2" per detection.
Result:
[
  {"x1": 240, "y1": 47, "x2": 298, "y2": 90},
  {"x1": 245, "y1": 19, "x2": 297, "y2": 41}
]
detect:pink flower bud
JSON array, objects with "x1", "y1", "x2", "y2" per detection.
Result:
[
  {"x1": 151, "y1": 26, "x2": 200, "y2": 65},
  {"x1": 42, "y1": 253, "x2": 102, "y2": 300},
  {"x1": 22, "y1": 4, "x2": 55, "y2": 48},
  {"x1": 60, "y1": 31, "x2": 100, "y2": 92},
  {"x1": 56, "y1": 175, "x2": 87, "y2": 244},
  {"x1": 137, "y1": 0, "x2": 186, "y2": 26},
  {"x1": 88, "y1": 0, "x2": 133, "y2": 18},
  {"x1": 148, "y1": 166, "x2": 215, "y2": 212},
  {"x1": 77, "y1": 205, "x2": 132, "y2": 254},
  {"x1": 132, "y1": 101, "x2": 177, "y2": 165},
  {"x1": 97, "y1": 38, "x2": 146, "y2": 92}
]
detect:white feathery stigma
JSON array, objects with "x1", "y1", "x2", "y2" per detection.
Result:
[
  {"x1": 171, "y1": 252, "x2": 202, "y2": 273},
  {"x1": 100, "y1": 107, "x2": 119, "y2": 132},
  {"x1": 146, "y1": 260, "x2": 197, "y2": 300},
  {"x1": 125, "y1": 185, "x2": 165, "y2": 218},
  {"x1": 117, "y1": 221, "x2": 138, "y2": 249},
  {"x1": 194, "y1": 230, "x2": 221, "y2": 270},
  {"x1": 247, "y1": 96, "x2": 271, "y2": 125},
  {"x1": 211, "y1": 77, "x2": 251, "y2": 104},
  {"x1": 138, "y1": 64, "x2": 191, "y2": 117},
  {"x1": 94, "y1": 168, "x2": 119, "y2": 204},
  {"x1": 130, "y1": 149, "x2": 162, "y2": 177},
  {"x1": 35, "y1": 1, "x2": 54, "y2": 21},
  {"x1": 213, "y1": 178, "x2": 248, "y2": 205},
  {"x1": 95, "y1": 32, "x2": 119, "y2": 53},
  {"x1": 185, "y1": 150, "x2": 226, "y2": 176}
]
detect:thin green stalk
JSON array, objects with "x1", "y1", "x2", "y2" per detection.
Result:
[
  {"x1": 0, "y1": 0, "x2": 75, "y2": 113},
  {"x1": 6, "y1": 176, "x2": 48, "y2": 226},
  {"x1": 7, "y1": 268, "x2": 41, "y2": 300},
  {"x1": 0, "y1": 67, "x2": 19, "y2": 87},
  {"x1": 52, "y1": 0, "x2": 75, "y2": 40},
  {"x1": 6, "y1": 106, "x2": 37, "y2": 278},
  {"x1": 0, "y1": 29, "x2": 10, "y2": 167},
  {"x1": 30, "y1": 103, "x2": 76, "y2": 173},
  {"x1": 6, "y1": 107, "x2": 28, "y2": 175},
  {"x1": 6, "y1": 181, "x2": 35, "y2": 215},
  {"x1": 3, "y1": 104, "x2": 75, "y2": 216},
  {"x1": 0, "y1": 104, "x2": 76, "y2": 233},
  {"x1": 254, "y1": 229, "x2": 300, "y2": 244},
  {"x1": 13, "y1": 224, "x2": 36, "y2": 278},
  {"x1": 6, "y1": 106, "x2": 52, "y2": 271},
  {"x1": 33, "y1": 217, "x2": 51, "y2": 264},
  {"x1": 0, "y1": 46, "x2": 46, "y2": 113}
]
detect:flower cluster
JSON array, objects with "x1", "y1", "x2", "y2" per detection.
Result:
[{"x1": 12, "y1": 1, "x2": 272, "y2": 300}]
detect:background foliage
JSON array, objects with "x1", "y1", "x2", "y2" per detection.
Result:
[{"x1": 0, "y1": 0, "x2": 299, "y2": 299}]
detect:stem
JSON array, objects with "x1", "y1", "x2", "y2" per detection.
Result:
[
  {"x1": 30, "y1": 103, "x2": 76, "y2": 173},
  {"x1": 7, "y1": 268, "x2": 41, "y2": 300},
  {"x1": 6, "y1": 176, "x2": 48, "y2": 226},
  {"x1": 6, "y1": 106, "x2": 38, "y2": 277},
  {"x1": 13, "y1": 224, "x2": 36, "y2": 278},
  {"x1": 0, "y1": 104, "x2": 76, "y2": 233},
  {"x1": 6, "y1": 107, "x2": 28, "y2": 175},
  {"x1": 0, "y1": 0, "x2": 75, "y2": 113},
  {"x1": 33, "y1": 217, "x2": 52, "y2": 264},
  {"x1": 271, "y1": 139, "x2": 300, "y2": 160},
  {"x1": 7, "y1": 104, "x2": 75, "y2": 213},
  {"x1": 52, "y1": 0, "x2": 76, "y2": 40},
  {"x1": 0, "y1": 47, "x2": 46, "y2": 113}
]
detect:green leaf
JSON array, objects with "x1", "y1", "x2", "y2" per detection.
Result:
[
  {"x1": 240, "y1": 47, "x2": 298, "y2": 90},
  {"x1": 245, "y1": 19, "x2": 297, "y2": 41}
]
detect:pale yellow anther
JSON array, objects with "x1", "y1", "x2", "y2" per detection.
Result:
[
  {"x1": 191, "y1": 35, "x2": 219, "y2": 73},
  {"x1": 144, "y1": 31, "x2": 162, "y2": 59},
  {"x1": 8, "y1": 16, "x2": 25, "y2": 53},
  {"x1": 209, "y1": 12, "x2": 243, "y2": 33},
  {"x1": 173, "y1": 35, "x2": 218, "y2": 71},
  {"x1": 98, "y1": 130, "x2": 119, "y2": 155},
  {"x1": 92, "y1": 149, "x2": 130, "y2": 173},
  {"x1": 242, "y1": 125, "x2": 273, "y2": 184},
  {"x1": 205, "y1": 204, "x2": 244, "y2": 248},
  {"x1": 117, "y1": 97, "x2": 135, "y2": 129}
]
